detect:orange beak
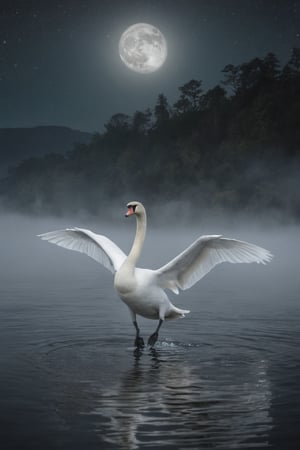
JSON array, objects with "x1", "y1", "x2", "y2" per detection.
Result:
[{"x1": 125, "y1": 206, "x2": 135, "y2": 217}]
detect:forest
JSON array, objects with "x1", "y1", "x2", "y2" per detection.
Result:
[{"x1": 0, "y1": 49, "x2": 300, "y2": 220}]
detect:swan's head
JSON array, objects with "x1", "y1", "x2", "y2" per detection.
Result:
[{"x1": 125, "y1": 201, "x2": 145, "y2": 218}]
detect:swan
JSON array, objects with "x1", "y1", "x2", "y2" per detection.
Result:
[{"x1": 38, "y1": 201, "x2": 273, "y2": 347}]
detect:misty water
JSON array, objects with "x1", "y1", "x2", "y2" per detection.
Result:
[{"x1": 0, "y1": 214, "x2": 299, "y2": 449}]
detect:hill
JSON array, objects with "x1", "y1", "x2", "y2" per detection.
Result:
[{"x1": 0, "y1": 126, "x2": 92, "y2": 176}]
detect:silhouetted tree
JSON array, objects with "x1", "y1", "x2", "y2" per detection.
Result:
[
  {"x1": 154, "y1": 94, "x2": 170, "y2": 126},
  {"x1": 288, "y1": 47, "x2": 300, "y2": 71},
  {"x1": 104, "y1": 113, "x2": 130, "y2": 133},
  {"x1": 174, "y1": 79, "x2": 203, "y2": 113},
  {"x1": 173, "y1": 95, "x2": 191, "y2": 114},
  {"x1": 132, "y1": 109, "x2": 152, "y2": 134},
  {"x1": 200, "y1": 85, "x2": 229, "y2": 142},
  {"x1": 200, "y1": 85, "x2": 227, "y2": 110},
  {"x1": 221, "y1": 63, "x2": 241, "y2": 93},
  {"x1": 261, "y1": 52, "x2": 281, "y2": 83},
  {"x1": 221, "y1": 57, "x2": 276, "y2": 96},
  {"x1": 282, "y1": 47, "x2": 300, "y2": 80},
  {"x1": 104, "y1": 112, "x2": 131, "y2": 151}
]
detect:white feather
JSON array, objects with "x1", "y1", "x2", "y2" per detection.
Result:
[
  {"x1": 156, "y1": 235, "x2": 273, "y2": 293},
  {"x1": 38, "y1": 227, "x2": 126, "y2": 273}
]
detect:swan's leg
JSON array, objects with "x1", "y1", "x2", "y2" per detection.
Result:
[
  {"x1": 129, "y1": 309, "x2": 144, "y2": 348},
  {"x1": 148, "y1": 319, "x2": 163, "y2": 347},
  {"x1": 133, "y1": 320, "x2": 145, "y2": 348}
]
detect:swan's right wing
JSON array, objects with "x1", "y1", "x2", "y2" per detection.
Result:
[{"x1": 38, "y1": 227, "x2": 126, "y2": 274}]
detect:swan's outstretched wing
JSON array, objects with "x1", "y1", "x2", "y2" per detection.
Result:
[
  {"x1": 38, "y1": 227, "x2": 126, "y2": 274},
  {"x1": 156, "y1": 235, "x2": 273, "y2": 294}
]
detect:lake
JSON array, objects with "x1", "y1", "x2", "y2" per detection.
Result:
[{"x1": 0, "y1": 215, "x2": 299, "y2": 449}]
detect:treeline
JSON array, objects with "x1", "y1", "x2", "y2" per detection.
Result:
[{"x1": 1, "y1": 49, "x2": 300, "y2": 218}]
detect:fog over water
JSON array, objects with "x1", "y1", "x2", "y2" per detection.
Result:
[{"x1": 0, "y1": 212, "x2": 299, "y2": 449}]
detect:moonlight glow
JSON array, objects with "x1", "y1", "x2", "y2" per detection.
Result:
[{"x1": 119, "y1": 23, "x2": 167, "y2": 74}]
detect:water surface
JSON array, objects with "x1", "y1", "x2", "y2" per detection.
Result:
[{"x1": 0, "y1": 216, "x2": 299, "y2": 449}]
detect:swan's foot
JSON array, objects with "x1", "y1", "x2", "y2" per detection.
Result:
[
  {"x1": 134, "y1": 336, "x2": 145, "y2": 348},
  {"x1": 148, "y1": 319, "x2": 163, "y2": 347},
  {"x1": 148, "y1": 332, "x2": 158, "y2": 347}
]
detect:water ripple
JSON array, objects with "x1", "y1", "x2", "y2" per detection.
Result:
[
  {"x1": 25, "y1": 335, "x2": 274, "y2": 449},
  {"x1": 2, "y1": 283, "x2": 299, "y2": 449}
]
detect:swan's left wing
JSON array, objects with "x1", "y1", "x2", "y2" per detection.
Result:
[
  {"x1": 38, "y1": 227, "x2": 126, "y2": 274},
  {"x1": 156, "y1": 235, "x2": 273, "y2": 294}
]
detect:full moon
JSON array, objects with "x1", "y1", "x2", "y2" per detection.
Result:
[{"x1": 119, "y1": 23, "x2": 167, "y2": 74}]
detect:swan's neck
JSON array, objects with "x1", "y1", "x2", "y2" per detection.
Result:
[{"x1": 127, "y1": 211, "x2": 147, "y2": 267}]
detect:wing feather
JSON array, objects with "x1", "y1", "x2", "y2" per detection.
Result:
[
  {"x1": 38, "y1": 227, "x2": 126, "y2": 274},
  {"x1": 156, "y1": 235, "x2": 273, "y2": 293}
]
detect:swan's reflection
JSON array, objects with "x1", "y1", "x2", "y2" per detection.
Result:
[{"x1": 90, "y1": 345, "x2": 272, "y2": 450}]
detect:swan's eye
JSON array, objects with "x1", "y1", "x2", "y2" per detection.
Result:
[{"x1": 128, "y1": 204, "x2": 137, "y2": 212}]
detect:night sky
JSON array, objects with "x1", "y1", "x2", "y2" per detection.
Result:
[{"x1": 1, "y1": 0, "x2": 299, "y2": 132}]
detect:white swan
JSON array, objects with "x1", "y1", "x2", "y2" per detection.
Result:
[{"x1": 38, "y1": 201, "x2": 273, "y2": 347}]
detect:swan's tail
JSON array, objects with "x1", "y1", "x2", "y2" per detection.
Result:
[{"x1": 166, "y1": 306, "x2": 190, "y2": 320}]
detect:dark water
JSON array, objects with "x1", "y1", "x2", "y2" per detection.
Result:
[{"x1": 0, "y1": 217, "x2": 299, "y2": 449}]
